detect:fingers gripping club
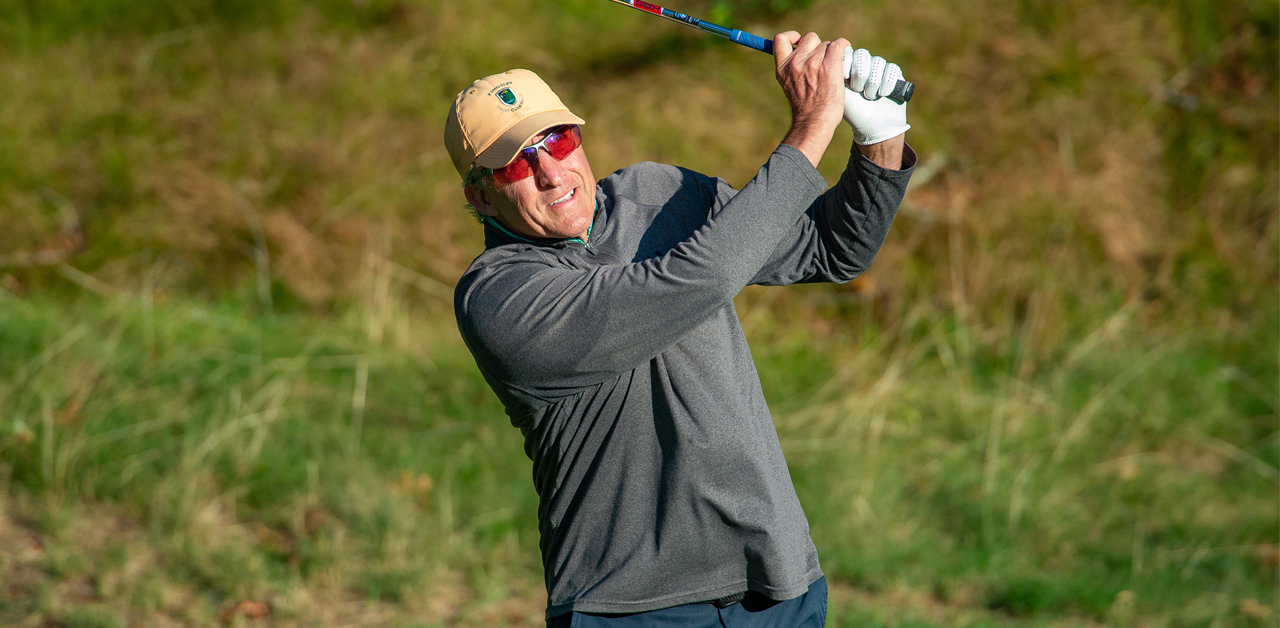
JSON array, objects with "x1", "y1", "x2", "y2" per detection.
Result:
[{"x1": 843, "y1": 47, "x2": 909, "y2": 103}]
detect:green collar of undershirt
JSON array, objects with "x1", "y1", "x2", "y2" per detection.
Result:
[{"x1": 484, "y1": 199, "x2": 597, "y2": 246}]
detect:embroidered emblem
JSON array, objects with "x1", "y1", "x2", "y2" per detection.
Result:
[{"x1": 488, "y1": 82, "x2": 525, "y2": 112}]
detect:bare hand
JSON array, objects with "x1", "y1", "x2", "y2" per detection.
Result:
[{"x1": 774, "y1": 31, "x2": 850, "y2": 167}]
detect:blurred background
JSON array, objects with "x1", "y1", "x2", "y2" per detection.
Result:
[{"x1": 0, "y1": 0, "x2": 1276, "y2": 626}]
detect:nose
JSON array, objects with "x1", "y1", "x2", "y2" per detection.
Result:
[{"x1": 532, "y1": 148, "x2": 566, "y2": 189}]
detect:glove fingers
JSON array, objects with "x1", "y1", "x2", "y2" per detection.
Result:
[
  {"x1": 879, "y1": 63, "x2": 902, "y2": 99},
  {"x1": 842, "y1": 46, "x2": 853, "y2": 81},
  {"x1": 862, "y1": 56, "x2": 886, "y2": 100},
  {"x1": 849, "y1": 48, "x2": 871, "y2": 92},
  {"x1": 842, "y1": 50, "x2": 910, "y2": 145}
]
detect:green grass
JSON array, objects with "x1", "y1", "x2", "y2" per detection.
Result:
[
  {"x1": 755, "y1": 289, "x2": 1278, "y2": 622},
  {"x1": 0, "y1": 279, "x2": 1273, "y2": 626},
  {"x1": 0, "y1": 0, "x2": 1276, "y2": 625},
  {"x1": 0, "y1": 285, "x2": 545, "y2": 625}
]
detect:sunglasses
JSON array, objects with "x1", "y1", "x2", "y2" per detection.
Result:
[{"x1": 465, "y1": 125, "x2": 582, "y2": 187}]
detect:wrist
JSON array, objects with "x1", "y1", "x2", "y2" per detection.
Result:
[
  {"x1": 855, "y1": 134, "x2": 906, "y2": 170},
  {"x1": 783, "y1": 118, "x2": 837, "y2": 168}
]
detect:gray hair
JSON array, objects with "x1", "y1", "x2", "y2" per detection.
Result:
[{"x1": 461, "y1": 165, "x2": 496, "y2": 223}]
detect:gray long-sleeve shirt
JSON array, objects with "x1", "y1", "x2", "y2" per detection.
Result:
[{"x1": 454, "y1": 143, "x2": 915, "y2": 618}]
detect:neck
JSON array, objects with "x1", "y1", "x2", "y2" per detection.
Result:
[{"x1": 485, "y1": 200, "x2": 597, "y2": 244}]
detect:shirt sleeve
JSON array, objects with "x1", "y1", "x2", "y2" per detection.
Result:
[
  {"x1": 455, "y1": 145, "x2": 828, "y2": 400},
  {"x1": 747, "y1": 143, "x2": 916, "y2": 286}
]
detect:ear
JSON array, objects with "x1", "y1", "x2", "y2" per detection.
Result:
[{"x1": 463, "y1": 186, "x2": 499, "y2": 217}]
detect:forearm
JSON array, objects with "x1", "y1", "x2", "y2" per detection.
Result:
[
  {"x1": 750, "y1": 142, "x2": 916, "y2": 285},
  {"x1": 855, "y1": 133, "x2": 906, "y2": 170},
  {"x1": 813, "y1": 142, "x2": 916, "y2": 278}
]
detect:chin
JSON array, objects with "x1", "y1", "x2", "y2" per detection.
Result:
[
  {"x1": 546, "y1": 195, "x2": 594, "y2": 237},
  {"x1": 549, "y1": 217, "x2": 591, "y2": 240}
]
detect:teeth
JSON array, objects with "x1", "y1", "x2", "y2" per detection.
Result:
[{"x1": 551, "y1": 189, "x2": 574, "y2": 205}]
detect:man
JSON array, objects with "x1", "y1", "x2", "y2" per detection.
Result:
[{"x1": 445, "y1": 31, "x2": 914, "y2": 627}]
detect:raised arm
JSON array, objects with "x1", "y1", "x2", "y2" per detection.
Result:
[
  {"x1": 751, "y1": 48, "x2": 916, "y2": 285},
  {"x1": 457, "y1": 146, "x2": 827, "y2": 399},
  {"x1": 749, "y1": 142, "x2": 915, "y2": 286},
  {"x1": 457, "y1": 33, "x2": 854, "y2": 402}
]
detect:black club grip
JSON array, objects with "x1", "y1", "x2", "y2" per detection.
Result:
[{"x1": 888, "y1": 79, "x2": 914, "y2": 105}]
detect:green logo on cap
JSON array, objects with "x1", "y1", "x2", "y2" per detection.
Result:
[{"x1": 496, "y1": 88, "x2": 517, "y2": 106}]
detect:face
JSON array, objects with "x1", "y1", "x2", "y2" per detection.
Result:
[{"x1": 464, "y1": 128, "x2": 597, "y2": 241}]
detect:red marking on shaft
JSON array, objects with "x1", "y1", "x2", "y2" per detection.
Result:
[{"x1": 633, "y1": 1, "x2": 663, "y2": 15}]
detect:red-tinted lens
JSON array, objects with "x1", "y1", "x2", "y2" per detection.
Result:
[
  {"x1": 490, "y1": 126, "x2": 581, "y2": 185},
  {"x1": 543, "y1": 125, "x2": 581, "y2": 160},
  {"x1": 491, "y1": 156, "x2": 533, "y2": 184}
]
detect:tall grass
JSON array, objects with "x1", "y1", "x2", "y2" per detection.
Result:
[
  {"x1": 0, "y1": 0, "x2": 1276, "y2": 626},
  {"x1": 0, "y1": 270, "x2": 547, "y2": 626}
]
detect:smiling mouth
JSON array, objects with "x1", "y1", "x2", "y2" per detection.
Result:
[{"x1": 549, "y1": 189, "x2": 576, "y2": 207}]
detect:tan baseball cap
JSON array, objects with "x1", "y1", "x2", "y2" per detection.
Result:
[{"x1": 444, "y1": 69, "x2": 586, "y2": 179}]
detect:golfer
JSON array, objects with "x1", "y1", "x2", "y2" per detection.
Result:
[{"x1": 445, "y1": 32, "x2": 914, "y2": 627}]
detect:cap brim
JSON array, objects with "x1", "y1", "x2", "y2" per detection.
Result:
[{"x1": 475, "y1": 110, "x2": 587, "y2": 169}]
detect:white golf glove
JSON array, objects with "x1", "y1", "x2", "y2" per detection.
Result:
[{"x1": 842, "y1": 48, "x2": 910, "y2": 146}]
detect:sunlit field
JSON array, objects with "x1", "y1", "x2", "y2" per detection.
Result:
[{"x1": 1, "y1": 1, "x2": 1276, "y2": 626}]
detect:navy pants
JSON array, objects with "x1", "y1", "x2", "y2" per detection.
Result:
[{"x1": 547, "y1": 577, "x2": 827, "y2": 628}]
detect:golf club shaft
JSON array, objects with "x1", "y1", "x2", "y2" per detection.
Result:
[
  {"x1": 608, "y1": 0, "x2": 775, "y2": 54},
  {"x1": 606, "y1": 0, "x2": 913, "y2": 104}
]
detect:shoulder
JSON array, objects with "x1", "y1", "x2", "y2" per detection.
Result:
[
  {"x1": 599, "y1": 161, "x2": 720, "y2": 207},
  {"x1": 455, "y1": 245, "x2": 561, "y2": 320}
]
